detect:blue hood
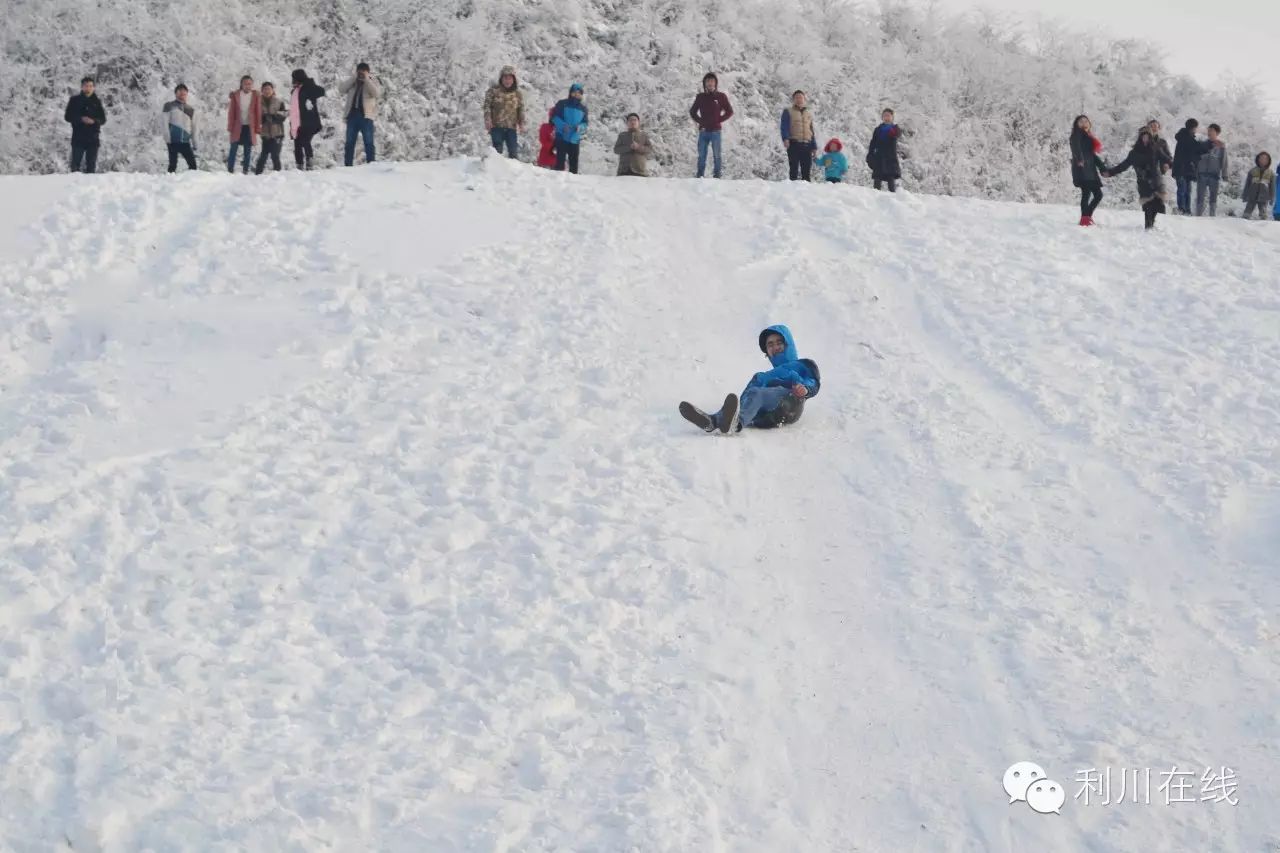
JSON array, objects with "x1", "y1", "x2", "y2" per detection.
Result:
[{"x1": 758, "y1": 324, "x2": 799, "y2": 366}]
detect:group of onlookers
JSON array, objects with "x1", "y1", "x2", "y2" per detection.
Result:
[
  {"x1": 484, "y1": 68, "x2": 903, "y2": 187},
  {"x1": 1072, "y1": 115, "x2": 1278, "y2": 230},
  {"x1": 64, "y1": 64, "x2": 373, "y2": 175}
]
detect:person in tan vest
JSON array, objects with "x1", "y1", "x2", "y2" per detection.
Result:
[{"x1": 780, "y1": 90, "x2": 817, "y2": 181}]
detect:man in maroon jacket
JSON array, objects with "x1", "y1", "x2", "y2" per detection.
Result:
[{"x1": 689, "y1": 72, "x2": 733, "y2": 178}]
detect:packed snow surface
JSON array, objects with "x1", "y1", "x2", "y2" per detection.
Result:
[{"x1": 1, "y1": 158, "x2": 1278, "y2": 852}]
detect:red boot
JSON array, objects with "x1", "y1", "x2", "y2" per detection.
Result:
[{"x1": 1079, "y1": 215, "x2": 1090, "y2": 226}]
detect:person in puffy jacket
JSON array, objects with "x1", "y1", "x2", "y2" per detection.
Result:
[
  {"x1": 1242, "y1": 152, "x2": 1276, "y2": 220},
  {"x1": 816, "y1": 138, "x2": 848, "y2": 183},
  {"x1": 551, "y1": 83, "x2": 588, "y2": 174},
  {"x1": 867, "y1": 108, "x2": 901, "y2": 191},
  {"x1": 679, "y1": 325, "x2": 822, "y2": 435},
  {"x1": 537, "y1": 109, "x2": 557, "y2": 169},
  {"x1": 254, "y1": 82, "x2": 287, "y2": 174},
  {"x1": 1069, "y1": 114, "x2": 1106, "y2": 225},
  {"x1": 781, "y1": 90, "x2": 817, "y2": 181}
]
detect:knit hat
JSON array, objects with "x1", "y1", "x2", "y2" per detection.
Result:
[
  {"x1": 825, "y1": 138, "x2": 843, "y2": 152},
  {"x1": 569, "y1": 82, "x2": 584, "y2": 94}
]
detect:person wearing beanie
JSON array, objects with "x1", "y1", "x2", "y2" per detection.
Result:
[
  {"x1": 1069, "y1": 114, "x2": 1106, "y2": 225},
  {"x1": 484, "y1": 65, "x2": 525, "y2": 159},
  {"x1": 815, "y1": 138, "x2": 848, "y2": 183},
  {"x1": 550, "y1": 83, "x2": 588, "y2": 174},
  {"x1": 339, "y1": 62, "x2": 380, "y2": 166},
  {"x1": 289, "y1": 69, "x2": 325, "y2": 170},
  {"x1": 689, "y1": 72, "x2": 733, "y2": 178},
  {"x1": 679, "y1": 325, "x2": 821, "y2": 435}
]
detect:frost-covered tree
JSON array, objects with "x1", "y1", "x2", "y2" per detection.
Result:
[{"x1": 1, "y1": 0, "x2": 1276, "y2": 206}]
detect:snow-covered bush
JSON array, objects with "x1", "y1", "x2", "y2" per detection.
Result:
[{"x1": 2, "y1": 0, "x2": 1276, "y2": 206}]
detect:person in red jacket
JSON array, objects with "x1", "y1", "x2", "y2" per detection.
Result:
[
  {"x1": 689, "y1": 72, "x2": 733, "y2": 178},
  {"x1": 226, "y1": 75, "x2": 262, "y2": 174},
  {"x1": 537, "y1": 108, "x2": 557, "y2": 169}
]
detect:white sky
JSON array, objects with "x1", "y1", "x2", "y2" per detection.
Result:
[{"x1": 930, "y1": 0, "x2": 1279, "y2": 119}]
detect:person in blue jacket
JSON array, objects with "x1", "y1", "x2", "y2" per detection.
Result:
[
  {"x1": 816, "y1": 138, "x2": 849, "y2": 183},
  {"x1": 679, "y1": 324, "x2": 822, "y2": 434},
  {"x1": 551, "y1": 83, "x2": 588, "y2": 174}
]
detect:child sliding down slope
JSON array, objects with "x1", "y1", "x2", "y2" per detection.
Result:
[{"x1": 680, "y1": 325, "x2": 821, "y2": 435}]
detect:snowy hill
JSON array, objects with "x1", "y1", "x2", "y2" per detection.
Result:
[{"x1": 2, "y1": 161, "x2": 1279, "y2": 852}]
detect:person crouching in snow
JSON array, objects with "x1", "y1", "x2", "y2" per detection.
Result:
[
  {"x1": 680, "y1": 325, "x2": 821, "y2": 434},
  {"x1": 537, "y1": 109, "x2": 558, "y2": 168},
  {"x1": 816, "y1": 138, "x2": 848, "y2": 183}
]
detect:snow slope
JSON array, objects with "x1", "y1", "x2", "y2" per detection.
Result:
[{"x1": 1, "y1": 160, "x2": 1278, "y2": 852}]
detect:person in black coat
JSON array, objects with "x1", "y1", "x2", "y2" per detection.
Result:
[
  {"x1": 289, "y1": 69, "x2": 326, "y2": 170},
  {"x1": 1069, "y1": 115, "x2": 1107, "y2": 225},
  {"x1": 1104, "y1": 128, "x2": 1175, "y2": 230},
  {"x1": 64, "y1": 77, "x2": 107, "y2": 173},
  {"x1": 866, "y1": 108, "x2": 901, "y2": 191},
  {"x1": 1171, "y1": 118, "x2": 1211, "y2": 214}
]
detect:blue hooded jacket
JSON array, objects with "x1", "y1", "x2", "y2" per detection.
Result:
[
  {"x1": 745, "y1": 324, "x2": 820, "y2": 395},
  {"x1": 742, "y1": 324, "x2": 821, "y2": 428},
  {"x1": 552, "y1": 91, "x2": 589, "y2": 144}
]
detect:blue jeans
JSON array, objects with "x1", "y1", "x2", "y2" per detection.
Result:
[
  {"x1": 697, "y1": 130, "x2": 722, "y2": 178},
  {"x1": 1175, "y1": 176, "x2": 1193, "y2": 212},
  {"x1": 714, "y1": 386, "x2": 790, "y2": 430},
  {"x1": 227, "y1": 126, "x2": 252, "y2": 172},
  {"x1": 344, "y1": 116, "x2": 376, "y2": 166},
  {"x1": 490, "y1": 127, "x2": 518, "y2": 158}
]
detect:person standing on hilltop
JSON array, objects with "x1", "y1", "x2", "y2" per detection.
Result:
[
  {"x1": 65, "y1": 76, "x2": 107, "y2": 173},
  {"x1": 226, "y1": 75, "x2": 262, "y2": 174},
  {"x1": 1172, "y1": 118, "x2": 1209, "y2": 214},
  {"x1": 551, "y1": 83, "x2": 588, "y2": 174},
  {"x1": 339, "y1": 62, "x2": 380, "y2": 166},
  {"x1": 161, "y1": 84, "x2": 198, "y2": 173},
  {"x1": 613, "y1": 113, "x2": 652, "y2": 177},
  {"x1": 689, "y1": 72, "x2": 733, "y2": 178},
  {"x1": 289, "y1": 69, "x2": 325, "y2": 170},
  {"x1": 866, "y1": 108, "x2": 901, "y2": 192},
  {"x1": 254, "y1": 82, "x2": 287, "y2": 174},
  {"x1": 781, "y1": 90, "x2": 817, "y2": 181},
  {"x1": 1193, "y1": 123, "x2": 1228, "y2": 217},
  {"x1": 1069, "y1": 115, "x2": 1106, "y2": 226},
  {"x1": 483, "y1": 65, "x2": 525, "y2": 159}
]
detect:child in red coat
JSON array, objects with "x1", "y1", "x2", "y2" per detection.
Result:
[{"x1": 537, "y1": 109, "x2": 557, "y2": 168}]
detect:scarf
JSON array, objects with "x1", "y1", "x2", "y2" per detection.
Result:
[{"x1": 290, "y1": 86, "x2": 301, "y2": 138}]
